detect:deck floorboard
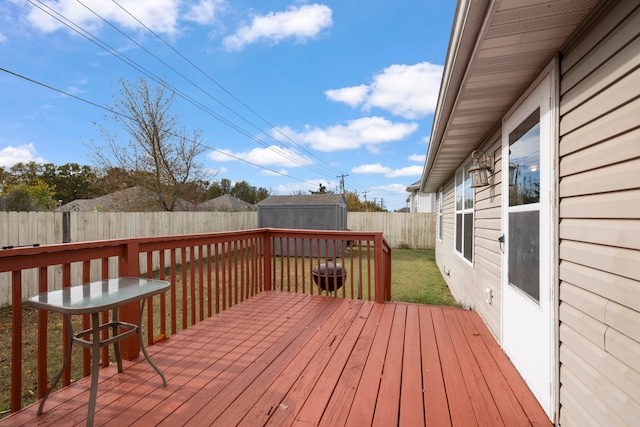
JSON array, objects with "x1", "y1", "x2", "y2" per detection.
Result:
[{"x1": 1, "y1": 292, "x2": 552, "y2": 426}]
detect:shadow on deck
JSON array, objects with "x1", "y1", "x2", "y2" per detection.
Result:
[{"x1": 1, "y1": 291, "x2": 551, "y2": 426}]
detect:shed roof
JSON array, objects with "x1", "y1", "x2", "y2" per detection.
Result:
[{"x1": 258, "y1": 194, "x2": 346, "y2": 206}]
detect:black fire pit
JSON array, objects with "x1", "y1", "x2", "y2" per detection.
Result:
[{"x1": 312, "y1": 263, "x2": 347, "y2": 292}]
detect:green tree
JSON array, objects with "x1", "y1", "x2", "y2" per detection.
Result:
[
  {"x1": 41, "y1": 163, "x2": 99, "y2": 204},
  {"x1": 343, "y1": 190, "x2": 363, "y2": 211},
  {"x1": 4, "y1": 180, "x2": 57, "y2": 211}
]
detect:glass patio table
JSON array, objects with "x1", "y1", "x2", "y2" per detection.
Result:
[{"x1": 27, "y1": 277, "x2": 170, "y2": 427}]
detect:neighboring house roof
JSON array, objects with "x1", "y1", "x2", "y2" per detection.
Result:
[
  {"x1": 199, "y1": 194, "x2": 255, "y2": 211},
  {"x1": 60, "y1": 186, "x2": 194, "y2": 212},
  {"x1": 406, "y1": 180, "x2": 420, "y2": 193},
  {"x1": 258, "y1": 194, "x2": 346, "y2": 206},
  {"x1": 420, "y1": 0, "x2": 598, "y2": 193}
]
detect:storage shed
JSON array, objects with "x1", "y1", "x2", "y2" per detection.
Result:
[{"x1": 257, "y1": 194, "x2": 348, "y2": 256}]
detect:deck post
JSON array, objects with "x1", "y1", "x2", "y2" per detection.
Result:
[
  {"x1": 262, "y1": 230, "x2": 272, "y2": 291},
  {"x1": 119, "y1": 240, "x2": 141, "y2": 360},
  {"x1": 374, "y1": 233, "x2": 385, "y2": 304}
]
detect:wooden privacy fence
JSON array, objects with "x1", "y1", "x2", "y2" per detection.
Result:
[
  {"x1": 0, "y1": 211, "x2": 435, "y2": 249},
  {"x1": 0, "y1": 228, "x2": 391, "y2": 414}
]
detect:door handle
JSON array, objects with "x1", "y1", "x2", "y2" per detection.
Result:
[{"x1": 498, "y1": 234, "x2": 505, "y2": 253}]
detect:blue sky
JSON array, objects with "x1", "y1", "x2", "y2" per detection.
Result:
[{"x1": 0, "y1": 1, "x2": 455, "y2": 211}]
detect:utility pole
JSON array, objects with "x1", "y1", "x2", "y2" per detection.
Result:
[
  {"x1": 336, "y1": 174, "x2": 349, "y2": 194},
  {"x1": 362, "y1": 191, "x2": 368, "y2": 212}
]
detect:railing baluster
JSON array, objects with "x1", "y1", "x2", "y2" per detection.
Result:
[
  {"x1": 170, "y1": 250, "x2": 178, "y2": 335},
  {"x1": 181, "y1": 247, "x2": 188, "y2": 329},
  {"x1": 37, "y1": 267, "x2": 48, "y2": 399},
  {"x1": 146, "y1": 252, "x2": 154, "y2": 346},
  {"x1": 62, "y1": 263, "x2": 72, "y2": 387},
  {"x1": 206, "y1": 244, "x2": 212, "y2": 318},
  {"x1": 159, "y1": 250, "x2": 167, "y2": 337},
  {"x1": 1, "y1": 228, "x2": 391, "y2": 413},
  {"x1": 11, "y1": 270, "x2": 22, "y2": 412},
  {"x1": 101, "y1": 258, "x2": 110, "y2": 368},
  {"x1": 82, "y1": 260, "x2": 91, "y2": 377},
  {"x1": 190, "y1": 246, "x2": 196, "y2": 327},
  {"x1": 214, "y1": 243, "x2": 220, "y2": 314}
]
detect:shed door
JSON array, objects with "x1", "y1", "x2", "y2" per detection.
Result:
[{"x1": 501, "y1": 71, "x2": 555, "y2": 418}]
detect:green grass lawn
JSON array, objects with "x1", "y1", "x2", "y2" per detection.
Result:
[{"x1": 390, "y1": 249, "x2": 459, "y2": 306}]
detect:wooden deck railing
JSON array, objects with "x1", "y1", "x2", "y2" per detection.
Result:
[{"x1": 0, "y1": 228, "x2": 390, "y2": 415}]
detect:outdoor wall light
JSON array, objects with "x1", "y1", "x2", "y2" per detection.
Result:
[{"x1": 469, "y1": 150, "x2": 494, "y2": 188}]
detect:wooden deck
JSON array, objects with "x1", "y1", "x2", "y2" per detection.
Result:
[{"x1": 2, "y1": 291, "x2": 551, "y2": 426}]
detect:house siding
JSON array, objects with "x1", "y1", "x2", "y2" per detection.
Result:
[
  {"x1": 558, "y1": 1, "x2": 640, "y2": 425},
  {"x1": 436, "y1": 136, "x2": 503, "y2": 337}
]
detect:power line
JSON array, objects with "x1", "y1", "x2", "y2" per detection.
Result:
[
  {"x1": 27, "y1": 0, "x2": 341, "y2": 180},
  {"x1": 74, "y1": 0, "x2": 336, "y2": 177},
  {"x1": 0, "y1": 66, "x2": 320, "y2": 187},
  {"x1": 108, "y1": 0, "x2": 344, "y2": 177}
]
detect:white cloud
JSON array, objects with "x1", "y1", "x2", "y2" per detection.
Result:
[
  {"x1": 407, "y1": 154, "x2": 425, "y2": 162},
  {"x1": 261, "y1": 168, "x2": 288, "y2": 177},
  {"x1": 352, "y1": 163, "x2": 422, "y2": 178},
  {"x1": 352, "y1": 163, "x2": 391, "y2": 175},
  {"x1": 0, "y1": 33, "x2": 7, "y2": 43},
  {"x1": 207, "y1": 145, "x2": 312, "y2": 168},
  {"x1": 0, "y1": 143, "x2": 46, "y2": 167},
  {"x1": 275, "y1": 116, "x2": 418, "y2": 153},
  {"x1": 371, "y1": 183, "x2": 408, "y2": 193},
  {"x1": 324, "y1": 85, "x2": 369, "y2": 108},
  {"x1": 385, "y1": 165, "x2": 422, "y2": 178},
  {"x1": 222, "y1": 4, "x2": 332, "y2": 51},
  {"x1": 22, "y1": 0, "x2": 189, "y2": 37},
  {"x1": 184, "y1": 0, "x2": 226, "y2": 25},
  {"x1": 326, "y1": 62, "x2": 443, "y2": 119}
]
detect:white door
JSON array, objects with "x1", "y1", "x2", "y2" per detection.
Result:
[{"x1": 501, "y1": 70, "x2": 555, "y2": 418}]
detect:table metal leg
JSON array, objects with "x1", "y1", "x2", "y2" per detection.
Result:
[
  {"x1": 138, "y1": 298, "x2": 167, "y2": 386},
  {"x1": 37, "y1": 314, "x2": 74, "y2": 415},
  {"x1": 86, "y1": 312, "x2": 101, "y2": 427},
  {"x1": 111, "y1": 308, "x2": 123, "y2": 373}
]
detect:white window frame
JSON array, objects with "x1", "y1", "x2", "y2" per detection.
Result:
[{"x1": 454, "y1": 162, "x2": 474, "y2": 263}]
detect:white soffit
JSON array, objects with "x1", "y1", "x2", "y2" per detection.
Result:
[{"x1": 422, "y1": 0, "x2": 599, "y2": 192}]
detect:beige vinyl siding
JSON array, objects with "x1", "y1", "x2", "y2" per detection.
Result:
[
  {"x1": 436, "y1": 138, "x2": 503, "y2": 337},
  {"x1": 558, "y1": 0, "x2": 640, "y2": 425}
]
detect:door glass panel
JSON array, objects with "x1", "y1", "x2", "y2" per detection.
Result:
[
  {"x1": 508, "y1": 211, "x2": 540, "y2": 302},
  {"x1": 508, "y1": 107, "x2": 541, "y2": 303},
  {"x1": 509, "y1": 108, "x2": 540, "y2": 206}
]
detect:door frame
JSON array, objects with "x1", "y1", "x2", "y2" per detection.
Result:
[{"x1": 500, "y1": 58, "x2": 559, "y2": 420}]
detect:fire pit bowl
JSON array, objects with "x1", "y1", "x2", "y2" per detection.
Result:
[{"x1": 312, "y1": 263, "x2": 347, "y2": 292}]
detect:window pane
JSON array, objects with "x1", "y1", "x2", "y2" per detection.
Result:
[
  {"x1": 464, "y1": 164, "x2": 473, "y2": 210},
  {"x1": 509, "y1": 108, "x2": 540, "y2": 206},
  {"x1": 455, "y1": 213, "x2": 462, "y2": 252},
  {"x1": 508, "y1": 211, "x2": 540, "y2": 302},
  {"x1": 463, "y1": 212, "x2": 473, "y2": 261},
  {"x1": 455, "y1": 170, "x2": 463, "y2": 210}
]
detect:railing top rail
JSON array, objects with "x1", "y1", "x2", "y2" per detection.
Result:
[{"x1": 0, "y1": 227, "x2": 390, "y2": 273}]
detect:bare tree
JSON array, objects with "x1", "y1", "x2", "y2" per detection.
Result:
[{"x1": 92, "y1": 78, "x2": 213, "y2": 211}]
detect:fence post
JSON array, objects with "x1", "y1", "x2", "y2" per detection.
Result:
[{"x1": 119, "y1": 240, "x2": 141, "y2": 360}]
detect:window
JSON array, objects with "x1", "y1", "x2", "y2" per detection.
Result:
[
  {"x1": 455, "y1": 163, "x2": 473, "y2": 262},
  {"x1": 437, "y1": 189, "x2": 443, "y2": 241}
]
